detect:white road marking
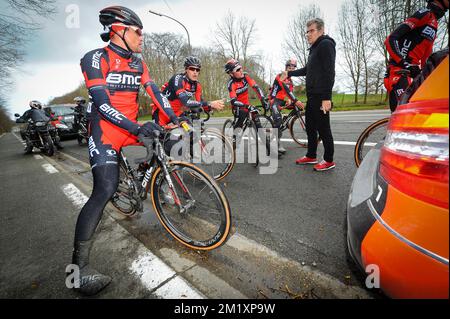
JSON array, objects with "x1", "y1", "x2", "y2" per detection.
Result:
[
  {"x1": 61, "y1": 183, "x2": 88, "y2": 209},
  {"x1": 240, "y1": 136, "x2": 377, "y2": 147},
  {"x1": 42, "y1": 163, "x2": 59, "y2": 174},
  {"x1": 129, "y1": 252, "x2": 204, "y2": 298},
  {"x1": 34, "y1": 155, "x2": 43, "y2": 160}
]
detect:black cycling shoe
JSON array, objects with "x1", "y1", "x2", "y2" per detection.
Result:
[
  {"x1": 71, "y1": 240, "x2": 111, "y2": 296},
  {"x1": 76, "y1": 266, "x2": 111, "y2": 296}
]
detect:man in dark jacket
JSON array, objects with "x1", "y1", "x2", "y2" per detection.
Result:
[{"x1": 282, "y1": 18, "x2": 336, "y2": 171}]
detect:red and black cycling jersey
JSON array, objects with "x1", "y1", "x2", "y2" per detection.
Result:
[
  {"x1": 155, "y1": 73, "x2": 210, "y2": 125},
  {"x1": 227, "y1": 73, "x2": 265, "y2": 108},
  {"x1": 385, "y1": 8, "x2": 438, "y2": 68},
  {"x1": 269, "y1": 74, "x2": 297, "y2": 102},
  {"x1": 80, "y1": 42, "x2": 177, "y2": 167},
  {"x1": 80, "y1": 42, "x2": 177, "y2": 134}
]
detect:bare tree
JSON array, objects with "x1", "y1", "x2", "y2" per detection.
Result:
[
  {"x1": 212, "y1": 11, "x2": 258, "y2": 68},
  {"x1": 338, "y1": 0, "x2": 369, "y2": 103},
  {"x1": 0, "y1": 0, "x2": 56, "y2": 104},
  {"x1": 283, "y1": 4, "x2": 323, "y2": 68},
  {"x1": 147, "y1": 32, "x2": 186, "y2": 74}
]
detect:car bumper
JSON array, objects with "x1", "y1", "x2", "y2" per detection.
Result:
[{"x1": 347, "y1": 145, "x2": 449, "y2": 298}]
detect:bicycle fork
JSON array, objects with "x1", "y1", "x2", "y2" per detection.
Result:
[{"x1": 161, "y1": 163, "x2": 195, "y2": 215}]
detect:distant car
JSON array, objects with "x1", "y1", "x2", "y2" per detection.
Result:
[
  {"x1": 43, "y1": 104, "x2": 78, "y2": 139},
  {"x1": 346, "y1": 50, "x2": 449, "y2": 298}
]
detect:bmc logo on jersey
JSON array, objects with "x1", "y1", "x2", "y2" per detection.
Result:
[
  {"x1": 99, "y1": 103, "x2": 125, "y2": 121},
  {"x1": 422, "y1": 26, "x2": 436, "y2": 41},
  {"x1": 92, "y1": 51, "x2": 102, "y2": 69},
  {"x1": 106, "y1": 73, "x2": 142, "y2": 85}
]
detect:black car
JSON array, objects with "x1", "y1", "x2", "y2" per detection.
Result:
[{"x1": 43, "y1": 104, "x2": 78, "y2": 139}]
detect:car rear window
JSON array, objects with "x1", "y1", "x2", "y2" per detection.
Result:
[{"x1": 45, "y1": 106, "x2": 73, "y2": 116}]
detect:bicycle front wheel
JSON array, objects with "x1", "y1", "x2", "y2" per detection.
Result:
[
  {"x1": 150, "y1": 161, "x2": 232, "y2": 250},
  {"x1": 289, "y1": 113, "x2": 308, "y2": 147},
  {"x1": 222, "y1": 119, "x2": 235, "y2": 149},
  {"x1": 194, "y1": 128, "x2": 235, "y2": 181},
  {"x1": 354, "y1": 117, "x2": 389, "y2": 167}
]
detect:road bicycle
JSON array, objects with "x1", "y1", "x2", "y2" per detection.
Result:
[
  {"x1": 110, "y1": 131, "x2": 232, "y2": 250},
  {"x1": 222, "y1": 105, "x2": 275, "y2": 167},
  {"x1": 177, "y1": 108, "x2": 235, "y2": 181}
]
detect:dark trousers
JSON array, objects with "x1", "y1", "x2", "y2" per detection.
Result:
[{"x1": 305, "y1": 95, "x2": 334, "y2": 162}]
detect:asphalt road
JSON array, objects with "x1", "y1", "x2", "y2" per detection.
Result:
[
  {"x1": 1, "y1": 110, "x2": 389, "y2": 299},
  {"x1": 58, "y1": 110, "x2": 390, "y2": 286}
]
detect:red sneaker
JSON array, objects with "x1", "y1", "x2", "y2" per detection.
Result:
[
  {"x1": 295, "y1": 156, "x2": 318, "y2": 165},
  {"x1": 313, "y1": 160, "x2": 336, "y2": 171}
]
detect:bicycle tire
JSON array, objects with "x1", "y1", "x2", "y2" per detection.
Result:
[
  {"x1": 354, "y1": 117, "x2": 389, "y2": 167},
  {"x1": 222, "y1": 119, "x2": 236, "y2": 149},
  {"x1": 289, "y1": 114, "x2": 308, "y2": 148},
  {"x1": 195, "y1": 128, "x2": 235, "y2": 181},
  {"x1": 150, "y1": 161, "x2": 232, "y2": 250},
  {"x1": 111, "y1": 160, "x2": 138, "y2": 217}
]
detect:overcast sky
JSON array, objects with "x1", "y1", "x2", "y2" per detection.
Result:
[{"x1": 5, "y1": 0, "x2": 345, "y2": 116}]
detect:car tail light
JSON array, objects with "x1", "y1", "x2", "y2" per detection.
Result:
[{"x1": 380, "y1": 100, "x2": 449, "y2": 209}]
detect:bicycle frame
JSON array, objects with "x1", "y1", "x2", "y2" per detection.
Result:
[{"x1": 118, "y1": 135, "x2": 195, "y2": 214}]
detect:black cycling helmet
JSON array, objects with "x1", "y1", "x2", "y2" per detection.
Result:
[
  {"x1": 427, "y1": 0, "x2": 449, "y2": 19},
  {"x1": 224, "y1": 59, "x2": 242, "y2": 74},
  {"x1": 99, "y1": 6, "x2": 143, "y2": 42},
  {"x1": 184, "y1": 56, "x2": 201, "y2": 69},
  {"x1": 74, "y1": 96, "x2": 86, "y2": 105},
  {"x1": 29, "y1": 100, "x2": 42, "y2": 109}
]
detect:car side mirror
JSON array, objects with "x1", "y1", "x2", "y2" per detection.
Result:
[{"x1": 14, "y1": 113, "x2": 20, "y2": 117}]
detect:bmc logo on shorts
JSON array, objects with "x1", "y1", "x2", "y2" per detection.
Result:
[{"x1": 106, "y1": 73, "x2": 142, "y2": 85}]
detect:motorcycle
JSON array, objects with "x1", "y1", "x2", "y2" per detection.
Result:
[
  {"x1": 71, "y1": 107, "x2": 88, "y2": 145},
  {"x1": 15, "y1": 113, "x2": 64, "y2": 156}
]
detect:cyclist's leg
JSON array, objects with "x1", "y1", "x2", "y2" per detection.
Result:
[
  {"x1": 71, "y1": 120, "x2": 122, "y2": 295},
  {"x1": 232, "y1": 107, "x2": 247, "y2": 143},
  {"x1": 271, "y1": 99, "x2": 283, "y2": 136},
  {"x1": 271, "y1": 99, "x2": 285, "y2": 154},
  {"x1": 390, "y1": 75, "x2": 410, "y2": 112}
]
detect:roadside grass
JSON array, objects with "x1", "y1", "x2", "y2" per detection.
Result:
[{"x1": 138, "y1": 93, "x2": 389, "y2": 121}]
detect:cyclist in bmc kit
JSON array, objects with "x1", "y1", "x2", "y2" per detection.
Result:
[
  {"x1": 384, "y1": 0, "x2": 448, "y2": 112},
  {"x1": 72, "y1": 6, "x2": 181, "y2": 296},
  {"x1": 225, "y1": 59, "x2": 272, "y2": 149},
  {"x1": 269, "y1": 58, "x2": 305, "y2": 154},
  {"x1": 155, "y1": 56, "x2": 224, "y2": 126}
]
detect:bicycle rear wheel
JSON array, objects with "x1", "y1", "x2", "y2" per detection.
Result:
[
  {"x1": 150, "y1": 161, "x2": 232, "y2": 250},
  {"x1": 193, "y1": 128, "x2": 235, "y2": 181},
  {"x1": 354, "y1": 117, "x2": 389, "y2": 167}
]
